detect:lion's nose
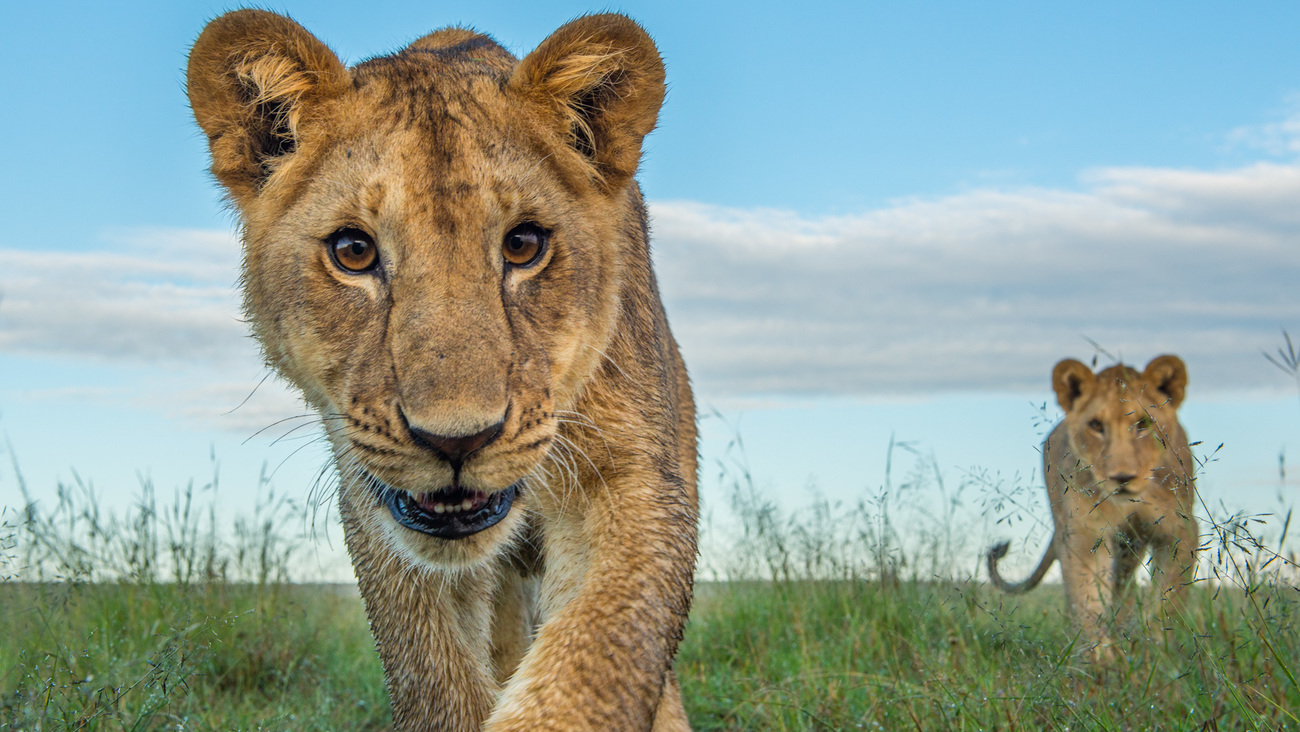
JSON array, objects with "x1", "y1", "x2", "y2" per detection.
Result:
[
  {"x1": 1111, "y1": 473, "x2": 1138, "y2": 490},
  {"x1": 409, "y1": 421, "x2": 504, "y2": 467}
]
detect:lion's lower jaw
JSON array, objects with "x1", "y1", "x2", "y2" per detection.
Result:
[
  {"x1": 341, "y1": 479, "x2": 529, "y2": 571},
  {"x1": 389, "y1": 505, "x2": 528, "y2": 571}
]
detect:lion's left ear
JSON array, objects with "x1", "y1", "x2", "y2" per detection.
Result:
[
  {"x1": 1143, "y1": 355, "x2": 1188, "y2": 408},
  {"x1": 509, "y1": 14, "x2": 665, "y2": 191}
]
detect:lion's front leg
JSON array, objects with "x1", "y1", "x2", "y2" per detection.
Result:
[
  {"x1": 340, "y1": 492, "x2": 500, "y2": 732},
  {"x1": 1111, "y1": 532, "x2": 1146, "y2": 627},
  {"x1": 485, "y1": 474, "x2": 697, "y2": 732},
  {"x1": 651, "y1": 669, "x2": 692, "y2": 732},
  {"x1": 1150, "y1": 513, "x2": 1198, "y2": 618},
  {"x1": 490, "y1": 562, "x2": 537, "y2": 685},
  {"x1": 1058, "y1": 530, "x2": 1119, "y2": 662}
]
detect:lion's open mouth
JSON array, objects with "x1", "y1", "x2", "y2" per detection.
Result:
[{"x1": 379, "y1": 482, "x2": 518, "y2": 539}]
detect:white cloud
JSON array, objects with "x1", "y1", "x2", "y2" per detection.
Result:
[
  {"x1": 0, "y1": 228, "x2": 309, "y2": 435},
  {"x1": 1227, "y1": 97, "x2": 1300, "y2": 157},
  {"x1": 652, "y1": 162, "x2": 1300, "y2": 397},
  {"x1": 0, "y1": 228, "x2": 253, "y2": 365}
]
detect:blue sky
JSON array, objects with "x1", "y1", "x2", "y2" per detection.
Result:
[{"x1": 3, "y1": 1, "x2": 1299, "y2": 578}]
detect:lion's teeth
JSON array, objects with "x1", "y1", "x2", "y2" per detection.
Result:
[{"x1": 412, "y1": 492, "x2": 481, "y2": 515}]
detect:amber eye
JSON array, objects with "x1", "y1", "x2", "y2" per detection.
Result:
[
  {"x1": 1088, "y1": 419, "x2": 1105, "y2": 434},
  {"x1": 502, "y1": 223, "x2": 548, "y2": 268},
  {"x1": 1135, "y1": 418, "x2": 1152, "y2": 434},
  {"x1": 328, "y1": 228, "x2": 379, "y2": 273}
]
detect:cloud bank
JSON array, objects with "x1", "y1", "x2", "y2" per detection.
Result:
[
  {"x1": 653, "y1": 163, "x2": 1300, "y2": 396},
  {"x1": 0, "y1": 228, "x2": 253, "y2": 366},
  {"x1": 3, "y1": 162, "x2": 1298, "y2": 419}
]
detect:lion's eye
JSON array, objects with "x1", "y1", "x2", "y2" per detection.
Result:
[
  {"x1": 328, "y1": 228, "x2": 379, "y2": 273},
  {"x1": 502, "y1": 223, "x2": 548, "y2": 268},
  {"x1": 1135, "y1": 418, "x2": 1151, "y2": 434},
  {"x1": 1088, "y1": 419, "x2": 1105, "y2": 434}
]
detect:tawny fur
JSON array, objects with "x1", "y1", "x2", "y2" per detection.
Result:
[
  {"x1": 188, "y1": 11, "x2": 697, "y2": 730},
  {"x1": 987, "y1": 355, "x2": 1199, "y2": 662}
]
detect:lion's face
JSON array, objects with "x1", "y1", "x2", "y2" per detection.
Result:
[
  {"x1": 189, "y1": 19, "x2": 665, "y2": 568},
  {"x1": 1052, "y1": 355, "x2": 1189, "y2": 498}
]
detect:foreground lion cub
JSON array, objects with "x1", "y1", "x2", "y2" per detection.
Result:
[
  {"x1": 188, "y1": 11, "x2": 697, "y2": 730},
  {"x1": 987, "y1": 355, "x2": 1199, "y2": 661}
]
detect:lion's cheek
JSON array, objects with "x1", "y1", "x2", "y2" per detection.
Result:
[
  {"x1": 509, "y1": 272, "x2": 612, "y2": 410},
  {"x1": 558, "y1": 274, "x2": 623, "y2": 404},
  {"x1": 253, "y1": 256, "x2": 385, "y2": 410},
  {"x1": 543, "y1": 305, "x2": 611, "y2": 409}
]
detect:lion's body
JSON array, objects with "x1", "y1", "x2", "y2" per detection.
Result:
[
  {"x1": 188, "y1": 12, "x2": 696, "y2": 731},
  {"x1": 987, "y1": 356, "x2": 1198, "y2": 660}
]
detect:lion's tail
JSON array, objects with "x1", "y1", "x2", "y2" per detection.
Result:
[{"x1": 986, "y1": 538, "x2": 1056, "y2": 594}]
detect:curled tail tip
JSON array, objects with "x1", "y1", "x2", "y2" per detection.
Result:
[{"x1": 988, "y1": 541, "x2": 1011, "y2": 561}]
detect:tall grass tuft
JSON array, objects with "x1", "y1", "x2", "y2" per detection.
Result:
[
  {"x1": 0, "y1": 451, "x2": 388, "y2": 731},
  {"x1": 699, "y1": 421, "x2": 1024, "y2": 585}
]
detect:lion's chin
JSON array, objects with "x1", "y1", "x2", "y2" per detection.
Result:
[{"x1": 381, "y1": 482, "x2": 518, "y2": 539}]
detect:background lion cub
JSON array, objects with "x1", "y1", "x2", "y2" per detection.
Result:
[
  {"x1": 987, "y1": 355, "x2": 1199, "y2": 661},
  {"x1": 188, "y1": 10, "x2": 697, "y2": 731}
]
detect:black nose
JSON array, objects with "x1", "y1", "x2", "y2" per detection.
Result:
[
  {"x1": 409, "y1": 421, "x2": 504, "y2": 467},
  {"x1": 1111, "y1": 473, "x2": 1138, "y2": 489}
]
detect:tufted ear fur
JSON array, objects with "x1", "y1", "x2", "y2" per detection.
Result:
[
  {"x1": 187, "y1": 9, "x2": 350, "y2": 205},
  {"x1": 1052, "y1": 359, "x2": 1095, "y2": 413},
  {"x1": 1143, "y1": 354, "x2": 1188, "y2": 408},
  {"x1": 509, "y1": 14, "x2": 665, "y2": 191}
]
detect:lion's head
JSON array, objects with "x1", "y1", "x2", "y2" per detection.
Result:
[
  {"x1": 187, "y1": 11, "x2": 666, "y2": 567},
  {"x1": 1051, "y1": 355, "x2": 1190, "y2": 498}
]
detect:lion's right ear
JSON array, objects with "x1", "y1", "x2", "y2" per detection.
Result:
[
  {"x1": 187, "y1": 10, "x2": 349, "y2": 206},
  {"x1": 1143, "y1": 354, "x2": 1188, "y2": 408},
  {"x1": 508, "y1": 14, "x2": 665, "y2": 192},
  {"x1": 1052, "y1": 359, "x2": 1095, "y2": 413}
]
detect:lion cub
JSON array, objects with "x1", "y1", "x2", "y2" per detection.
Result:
[
  {"x1": 188, "y1": 10, "x2": 697, "y2": 731},
  {"x1": 987, "y1": 355, "x2": 1199, "y2": 661}
]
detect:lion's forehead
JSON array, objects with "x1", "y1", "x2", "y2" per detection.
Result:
[
  {"x1": 290, "y1": 49, "x2": 574, "y2": 248},
  {"x1": 300, "y1": 97, "x2": 540, "y2": 257},
  {"x1": 348, "y1": 53, "x2": 514, "y2": 141},
  {"x1": 1073, "y1": 380, "x2": 1174, "y2": 425},
  {"x1": 1082, "y1": 391, "x2": 1162, "y2": 416}
]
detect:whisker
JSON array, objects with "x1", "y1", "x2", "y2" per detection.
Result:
[
  {"x1": 242, "y1": 412, "x2": 319, "y2": 445},
  {"x1": 587, "y1": 344, "x2": 633, "y2": 384},
  {"x1": 269, "y1": 419, "x2": 333, "y2": 447},
  {"x1": 555, "y1": 413, "x2": 615, "y2": 464},
  {"x1": 268, "y1": 434, "x2": 334, "y2": 483},
  {"x1": 554, "y1": 432, "x2": 610, "y2": 508},
  {"x1": 224, "y1": 370, "x2": 274, "y2": 416}
]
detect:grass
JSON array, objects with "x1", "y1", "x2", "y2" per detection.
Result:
[
  {"x1": 1, "y1": 583, "x2": 387, "y2": 730},
  {"x1": 680, "y1": 581, "x2": 1298, "y2": 730},
  {"x1": 678, "y1": 423, "x2": 1300, "y2": 730},
  {"x1": 1, "y1": 429, "x2": 1297, "y2": 730},
  {"x1": 0, "y1": 457, "x2": 388, "y2": 730}
]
